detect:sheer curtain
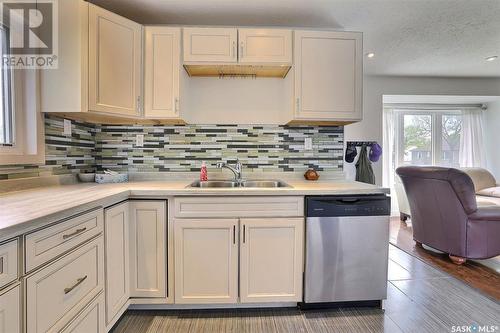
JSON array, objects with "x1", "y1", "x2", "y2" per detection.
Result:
[
  {"x1": 459, "y1": 108, "x2": 486, "y2": 168},
  {"x1": 382, "y1": 107, "x2": 395, "y2": 188}
]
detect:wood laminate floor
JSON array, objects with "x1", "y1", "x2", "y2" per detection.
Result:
[
  {"x1": 390, "y1": 217, "x2": 500, "y2": 300},
  {"x1": 111, "y1": 245, "x2": 500, "y2": 333}
]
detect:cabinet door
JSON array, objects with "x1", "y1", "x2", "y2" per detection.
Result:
[
  {"x1": 0, "y1": 285, "x2": 20, "y2": 333},
  {"x1": 294, "y1": 30, "x2": 362, "y2": 121},
  {"x1": 104, "y1": 202, "x2": 130, "y2": 326},
  {"x1": 144, "y1": 27, "x2": 181, "y2": 119},
  {"x1": 129, "y1": 201, "x2": 166, "y2": 298},
  {"x1": 174, "y1": 219, "x2": 238, "y2": 304},
  {"x1": 238, "y1": 29, "x2": 292, "y2": 64},
  {"x1": 183, "y1": 28, "x2": 237, "y2": 63},
  {"x1": 61, "y1": 294, "x2": 105, "y2": 333},
  {"x1": 239, "y1": 218, "x2": 304, "y2": 303},
  {"x1": 89, "y1": 4, "x2": 142, "y2": 116}
]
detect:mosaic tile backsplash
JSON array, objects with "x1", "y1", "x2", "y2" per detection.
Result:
[
  {"x1": 96, "y1": 124, "x2": 344, "y2": 173},
  {"x1": 0, "y1": 115, "x2": 344, "y2": 180},
  {"x1": 0, "y1": 116, "x2": 96, "y2": 180}
]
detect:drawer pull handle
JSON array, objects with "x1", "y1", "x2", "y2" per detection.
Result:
[
  {"x1": 64, "y1": 275, "x2": 87, "y2": 294},
  {"x1": 63, "y1": 227, "x2": 87, "y2": 239}
]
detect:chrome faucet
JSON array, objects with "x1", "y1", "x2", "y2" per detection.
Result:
[{"x1": 216, "y1": 159, "x2": 243, "y2": 182}]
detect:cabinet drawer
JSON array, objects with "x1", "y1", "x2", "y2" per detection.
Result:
[
  {"x1": 26, "y1": 237, "x2": 104, "y2": 333},
  {"x1": 61, "y1": 293, "x2": 105, "y2": 333},
  {"x1": 0, "y1": 284, "x2": 21, "y2": 333},
  {"x1": 174, "y1": 196, "x2": 304, "y2": 218},
  {"x1": 0, "y1": 239, "x2": 18, "y2": 289},
  {"x1": 25, "y1": 209, "x2": 104, "y2": 272}
]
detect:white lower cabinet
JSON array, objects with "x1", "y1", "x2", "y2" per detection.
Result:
[
  {"x1": 0, "y1": 284, "x2": 21, "y2": 333},
  {"x1": 173, "y1": 215, "x2": 305, "y2": 305},
  {"x1": 129, "y1": 201, "x2": 167, "y2": 298},
  {"x1": 26, "y1": 237, "x2": 104, "y2": 333},
  {"x1": 61, "y1": 293, "x2": 105, "y2": 333},
  {"x1": 174, "y1": 219, "x2": 239, "y2": 304},
  {"x1": 104, "y1": 202, "x2": 130, "y2": 328},
  {"x1": 239, "y1": 218, "x2": 304, "y2": 303}
]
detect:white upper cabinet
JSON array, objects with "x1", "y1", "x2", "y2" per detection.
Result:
[
  {"x1": 294, "y1": 30, "x2": 363, "y2": 122},
  {"x1": 238, "y1": 29, "x2": 292, "y2": 64},
  {"x1": 89, "y1": 4, "x2": 143, "y2": 116},
  {"x1": 144, "y1": 27, "x2": 181, "y2": 119},
  {"x1": 183, "y1": 28, "x2": 237, "y2": 63},
  {"x1": 40, "y1": 1, "x2": 143, "y2": 119},
  {"x1": 39, "y1": 0, "x2": 89, "y2": 114}
]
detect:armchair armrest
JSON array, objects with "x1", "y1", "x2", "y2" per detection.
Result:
[{"x1": 468, "y1": 207, "x2": 500, "y2": 222}]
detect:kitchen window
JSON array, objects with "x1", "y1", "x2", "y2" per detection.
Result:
[
  {"x1": 0, "y1": 24, "x2": 13, "y2": 146},
  {"x1": 0, "y1": 25, "x2": 45, "y2": 165},
  {"x1": 395, "y1": 110, "x2": 463, "y2": 168}
]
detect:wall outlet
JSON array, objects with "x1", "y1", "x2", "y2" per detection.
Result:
[
  {"x1": 304, "y1": 137, "x2": 313, "y2": 150},
  {"x1": 63, "y1": 119, "x2": 72, "y2": 136},
  {"x1": 136, "y1": 134, "x2": 144, "y2": 147}
]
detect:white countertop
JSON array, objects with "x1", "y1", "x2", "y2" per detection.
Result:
[{"x1": 0, "y1": 178, "x2": 389, "y2": 239}]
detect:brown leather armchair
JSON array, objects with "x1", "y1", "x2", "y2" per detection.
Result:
[{"x1": 396, "y1": 166, "x2": 500, "y2": 265}]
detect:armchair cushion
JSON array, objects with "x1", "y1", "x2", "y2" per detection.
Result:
[
  {"x1": 468, "y1": 207, "x2": 500, "y2": 222},
  {"x1": 477, "y1": 186, "x2": 500, "y2": 198}
]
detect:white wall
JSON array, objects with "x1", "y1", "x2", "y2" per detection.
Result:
[
  {"x1": 484, "y1": 100, "x2": 500, "y2": 180},
  {"x1": 182, "y1": 72, "x2": 294, "y2": 125},
  {"x1": 344, "y1": 76, "x2": 500, "y2": 185}
]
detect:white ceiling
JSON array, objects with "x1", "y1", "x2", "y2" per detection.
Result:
[{"x1": 90, "y1": 0, "x2": 500, "y2": 78}]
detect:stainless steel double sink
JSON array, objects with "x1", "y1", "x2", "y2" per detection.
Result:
[{"x1": 188, "y1": 180, "x2": 291, "y2": 188}]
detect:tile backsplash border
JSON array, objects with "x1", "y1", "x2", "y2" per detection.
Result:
[{"x1": 0, "y1": 115, "x2": 344, "y2": 181}]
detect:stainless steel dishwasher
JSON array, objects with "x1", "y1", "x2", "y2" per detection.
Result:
[{"x1": 303, "y1": 195, "x2": 390, "y2": 307}]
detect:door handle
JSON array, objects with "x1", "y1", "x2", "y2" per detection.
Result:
[
  {"x1": 232, "y1": 41, "x2": 236, "y2": 60},
  {"x1": 243, "y1": 225, "x2": 246, "y2": 243},
  {"x1": 0, "y1": 257, "x2": 3, "y2": 274},
  {"x1": 175, "y1": 98, "x2": 179, "y2": 114},
  {"x1": 240, "y1": 42, "x2": 244, "y2": 57},
  {"x1": 64, "y1": 275, "x2": 87, "y2": 294},
  {"x1": 233, "y1": 225, "x2": 236, "y2": 244}
]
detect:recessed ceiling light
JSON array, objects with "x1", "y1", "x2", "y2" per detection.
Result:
[
  {"x1": 486, "y1": 56, "x2": 498, "y2": 62},
  {"x1": 366, "y1": 52, "x2": 375, "y2": 58}
]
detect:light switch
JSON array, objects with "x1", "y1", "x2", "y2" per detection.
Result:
[
  {"x1": 63, "y1": 119, "x2": 72, "y2": 136},
  {"x1": 304, "y1": 137, "x2": 313, "y2": 150},
  {"x1": 136, "y1": 134, "x2": 144, "y2": 147}
]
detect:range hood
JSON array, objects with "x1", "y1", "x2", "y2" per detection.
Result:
[{"x1": 183, "y1": 64, "x2": 292, "y2": 79}]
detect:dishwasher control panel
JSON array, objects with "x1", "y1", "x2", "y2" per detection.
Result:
[{"x1": 306, "y1": 195, "x2": 391, "y2": 217}]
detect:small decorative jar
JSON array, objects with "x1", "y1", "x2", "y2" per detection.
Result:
[{"x1": 304, "y1": 168, "x2": 320, "y2": 181}]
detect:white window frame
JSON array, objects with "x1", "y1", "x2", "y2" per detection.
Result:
[
  {"x1": 394, "y1": 109, "x2": 462, "y2": 168},
  {"x1": 0, "y1": 8, "x2": 44, "y2": 165},
  {"x1": 0, "y1": 69, "x2": 45, "y2": 165}
]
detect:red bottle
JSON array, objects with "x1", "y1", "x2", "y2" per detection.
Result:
[{"x1": 200, "y1": 161, "x2": 208, "y2": 181}]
